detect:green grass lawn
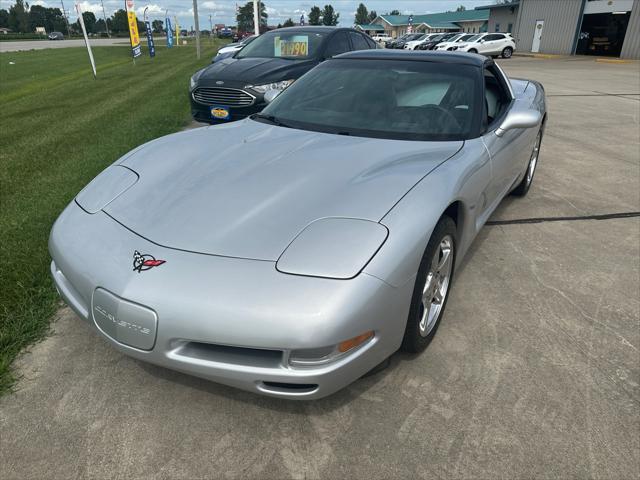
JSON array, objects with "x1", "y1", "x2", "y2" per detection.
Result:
[{"x1": 0, "y1": 42, "x2": 223, "y2": 394}]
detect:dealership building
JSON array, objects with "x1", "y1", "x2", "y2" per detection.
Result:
[
  {"x1": 357, "y1": 0, "x2": 638, "y2": 59},
  {"x1": 477, "y1": 0, "x2": 639, "y2": 59}
]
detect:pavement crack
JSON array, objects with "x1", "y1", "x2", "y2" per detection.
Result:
[{"x1": 486, "y1": 211, "x2": 640, "y2": 226}]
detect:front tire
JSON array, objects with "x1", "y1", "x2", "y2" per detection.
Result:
[
  {"x1": 512, "y1": 130, "x2": 542, "y2": 196},
  {"x1": 468, "y1": 48, "x2": 478, "y2": 54},
  {"x1": 401, "y1": 216, "x2": 457, "y2": 353},
  {"x1": 502, "y1": 47, "x2": 513, "y2": 58}
]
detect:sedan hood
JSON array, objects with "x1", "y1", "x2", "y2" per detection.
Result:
[
  {"x1": 198, "y1": 56, "x2": 318, "y2": 85},
  {"x1": 106, "y1": 121, "x2": 462, "y2": 260}
]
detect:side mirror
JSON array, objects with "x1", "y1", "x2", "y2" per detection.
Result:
[
  {"x1": 264, "y1": 89, "x2": 281, "y2": 104},
  {"x1": 495, "y1": 108, "x2": 541, "y2": 137}
]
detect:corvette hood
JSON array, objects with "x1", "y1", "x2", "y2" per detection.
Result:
[
  {"x1": 106, "y1": 121, "x2": 462, "y2": 260},
  {"x1": 198, "y1": 56, "x2": 318, "y2": 84}
]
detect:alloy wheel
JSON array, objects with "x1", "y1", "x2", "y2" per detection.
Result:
[{"x1": 419, "y1": 235, "x2": 454, "y2": 336}]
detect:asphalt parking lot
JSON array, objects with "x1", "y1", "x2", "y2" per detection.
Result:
[{"x1": 1, "y1": 56, "x2": 639, "y2": 479}]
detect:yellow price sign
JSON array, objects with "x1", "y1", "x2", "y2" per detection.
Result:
[{"x1": 275, "y1": 36, "x2": 310, "y2": 57}]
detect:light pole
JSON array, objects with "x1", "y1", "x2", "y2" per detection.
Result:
[
  {"x1": 253, "y1": 0, "x2": 260, "y2": 36},
  {"x1": 100, "y1": 0, "x2": 110, "y2": 38},
  {"x1": 60, "y1": 1, "x2": 71, "y2": 36},
  {"x1": 193, "y1": 0, "x2": 201, "y2": 59},
  {"x1": 209, "y1": 14, "x2": 213, "y2": 44}
]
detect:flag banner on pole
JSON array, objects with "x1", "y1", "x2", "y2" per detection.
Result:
[
  {"x1": 126, "y1": 1, "x2": 142, "y2": 58},
  {"x1": 75, "y1": 3, "x2": 96, "y2": 77},
  {"x1": 408, "y1": 14, "x2": 414, "y2": 33},
  {"x1": 166, "y1": 18, "x2": 173, "y2": 48},
  {"x1": 175, "y1": 16, "x2": 180, "y2": 46},
  {"x1": 144, "y1": 21, "x2": 155, "y2": 57},
  {"x1": 300, "y1": 14, "x2": 305, "y2": 26}
]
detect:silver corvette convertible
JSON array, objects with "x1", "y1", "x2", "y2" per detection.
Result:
[{"x1": 50, "y1": 50, "x2": 546, "y2": 399}]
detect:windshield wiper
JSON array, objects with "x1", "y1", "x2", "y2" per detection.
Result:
[{"x1": 251, "y1": 113, "x2": 294, "y2": 129}]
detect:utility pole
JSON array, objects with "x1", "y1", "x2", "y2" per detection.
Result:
[
  {"x1": 60, "y1": 1, "x2": 71, "y2": 36},
  {"x1": 253, "y1": 0, "x2": 260, "y2": 36},
  {"x1": 193, "y1": 0, "x2": 201, "y2": 59},
  {"x1": 100, "y1": 0, "x2": 111, "y2": 38}
]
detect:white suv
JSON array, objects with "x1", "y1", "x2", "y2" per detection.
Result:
[{"x1": 455, "y1": 33, "x2": 516, "y2": 58}]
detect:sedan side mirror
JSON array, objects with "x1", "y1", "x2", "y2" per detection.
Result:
[{"x1": 495, "y1": 108, "x2": 542, "y2": 137}]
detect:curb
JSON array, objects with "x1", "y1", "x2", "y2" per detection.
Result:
[{"x1": 595, "y1": 58, "x2": 634, "y2": 64}]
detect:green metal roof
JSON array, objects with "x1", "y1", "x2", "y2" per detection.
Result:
[
  {"x1": 355, "y1": 24, "x2": 385, "y2": 31},
  {"x1": 377, "y1": 10, "x2": 489, "y2": 27}
]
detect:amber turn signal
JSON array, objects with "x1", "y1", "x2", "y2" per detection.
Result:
[{"x1": 337, "y1": 331, "x2": 374, "y2": 353}]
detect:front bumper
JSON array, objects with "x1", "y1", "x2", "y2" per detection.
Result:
[{"x1": 49, "y1": 203, "x2": 412, "y2": 399}]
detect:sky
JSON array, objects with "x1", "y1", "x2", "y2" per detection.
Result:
[{"x1": 1, "y1": 0, "x2": 492, "y2": 29}]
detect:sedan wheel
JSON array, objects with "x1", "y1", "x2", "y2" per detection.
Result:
[{"x1": 401, "y1": 216, "x2": 457, "y2": 353}]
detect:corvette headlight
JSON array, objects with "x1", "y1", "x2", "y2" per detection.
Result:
[
  {"x1": 276, "y1": 217, "x2": 388, "y2": 279},
  {"x1": 76, "y1": 165, "x2": 139, "y2": 214},
  {"x1": 249, "y1": 79, "x2": 294, "y2": 94}
]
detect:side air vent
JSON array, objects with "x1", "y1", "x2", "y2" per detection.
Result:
[{"x1": 176, "y1": 342, "x2": 283, "y2": 368}]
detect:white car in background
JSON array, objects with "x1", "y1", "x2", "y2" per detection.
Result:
[
  {"x1": 372, "y1": 34, "x2": 392, "y2": 44},
  {"x1": 454, "y1": 33, "x2": 516, "y2": 58},
  {"x1": 434, "y1": 33, "x2": 477, "y2": 51},
  {"x1": 404, "y1": 33, "x2": 437, "y2": 50},
  {"x1": 213, "y1": 35, "x2": 258, "y2": 62}
]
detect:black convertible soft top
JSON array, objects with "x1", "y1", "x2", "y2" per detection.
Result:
[{"x1": 336, "y1": 49, "x2": 488, "y2": 67}]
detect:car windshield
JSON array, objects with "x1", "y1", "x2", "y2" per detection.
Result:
[
  {"x1": 241, "y1": 35, "x2": 257, "y2": 45},
  {"x1": 466, "y1": 34, "x2": 483, "y2": 42},
  {"x1": 448, "y1": 34, "x2": 464, "y2": 42},
  {"x1": 236, "y1": 30, "x2": 327, "y2": 59},
  {"x1": 430, "y1": 35, "x2": 446, "y2": 42},
  {"x1": 256, "y1": 59, "x2": 480, "y2": 141},
  {"x1": 457, "y1": 34, "x2": 475, "y2": 42}
]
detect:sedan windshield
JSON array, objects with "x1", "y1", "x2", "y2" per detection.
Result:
[
  {"x1": 466, "y1": 34, "x2": 483, "y2": 42},
  {"x1": 256, "y1": 59, "x2": 480, "y2": 141},
  {"x1": 236, "y1": 30, "x2": 327, "y2": 59}
]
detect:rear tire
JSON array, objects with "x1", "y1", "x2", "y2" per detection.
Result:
[
  {"x1": 468, "y1": 48, "x2": 478, "y2": 54},
  {"x1": 502, "y1": 47, "x2": 513, "y2": 58},
  {"x1": 401, "y1": 216, "x2": 457, "y2": 353}
]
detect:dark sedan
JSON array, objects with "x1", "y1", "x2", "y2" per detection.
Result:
[
  {"x1": 189, "y1": 26, "x2": 377, "y2": 124},
  {"x1": 416, "y1": 33, "x2": 458, "y2": 50}
]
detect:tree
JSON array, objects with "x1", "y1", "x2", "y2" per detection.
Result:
[
  {"x1": 237, "y1": 1, "x2": 267, "y2": 33},
  {"x1": 152, "y1": 19, "x2": 164, "y2": 34},
  {"x1": 75, "y1": 11, "x2": 97, "y2": 34},
  {"x1": 282, "y1": 18, "x2": 295, "y2": 27},
  {"x1": 110, "y1": 9, "x2": 129, "y2": 33},
  {"x1": 322, "y1": 5, "x2": 339, "y2": 26},
  {"x1": 355, "y1": 3, "x2": 368, "y2": 25},
  {"x1": 368, "y1": 10, "x2": 377, "y2": 23},
  {"x1": 308, "y1": 6, "x2": 322, "y2": 26},
  {"x1": 456, "y1": 5, "x2": 466, "y2": 12},
  {"x1": 0, "y1": 9, "x2": 9, "y2": 29},
  {"x1": 9, "y1": 0, "x2": 30, "y2": 33},
  {"x1": 388, "y1": 9, "x2": 400, "y2": 16}
]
